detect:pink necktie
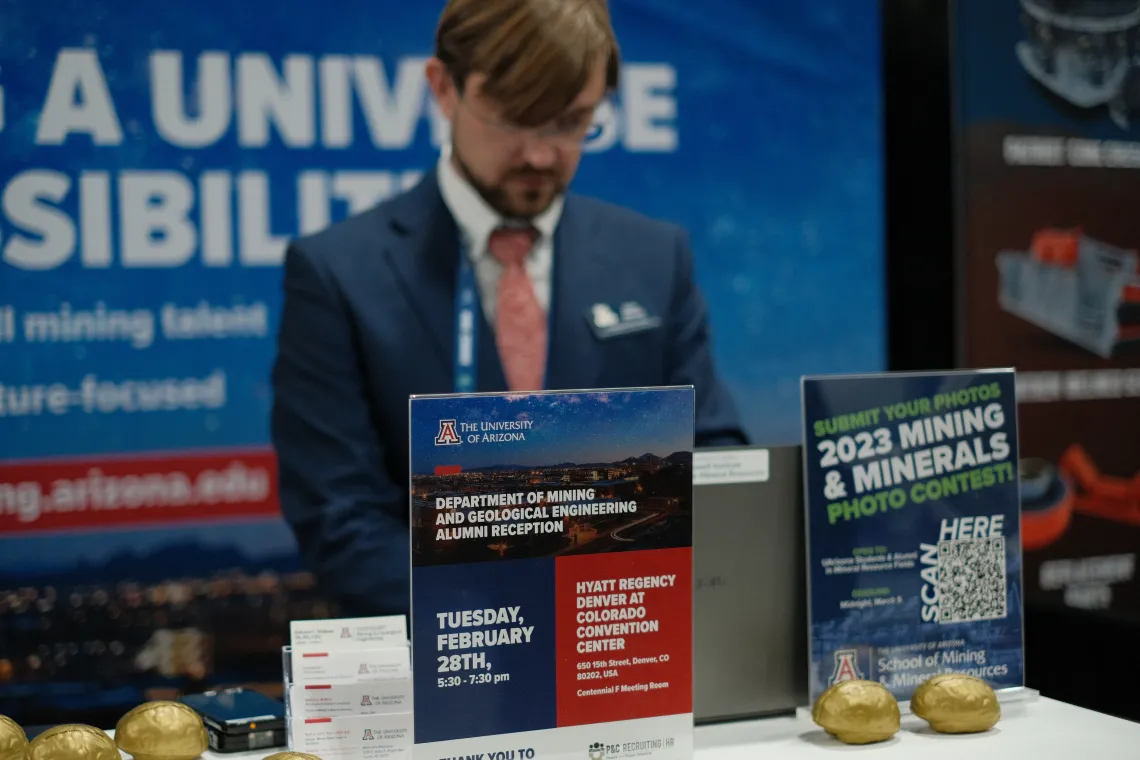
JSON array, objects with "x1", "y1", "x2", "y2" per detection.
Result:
[{"x1": 488, "y1": 225, "x2": 546, "y2": 391}]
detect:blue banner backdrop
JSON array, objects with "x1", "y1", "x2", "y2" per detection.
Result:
[{"x1": 0, "y1": 0, "x2": 882, "y2": 722}]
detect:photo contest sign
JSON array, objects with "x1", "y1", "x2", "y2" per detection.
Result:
[
  {"x1": 408, "y1": 387, "x2": 694, "y2": 760},
  {"x1": 802, "y1": 370, "x2": 1025, "y2": 703}
]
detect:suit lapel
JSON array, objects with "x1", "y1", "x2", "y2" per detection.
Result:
[
  {"x1": 546, "y1": 197, "x2": 604, "y2": 391},
  {"x1": 383, "y1": 170, "x2": 459, "y2": 378},
  {"x1": 384, "y1": 169, "x2": 508, "y2": 392}
]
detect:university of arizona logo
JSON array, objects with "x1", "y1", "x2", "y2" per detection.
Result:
[
  {"x1": 361, "y1": 695, "x2": 373, "y2": 706},
  {"x1": 340, "y1": 627, "x2": 352, "y2": 638},
  {"x1": 829, "y1": 649, "x2": 863, "y2": 685},
  {"x1": 359, "y1": 663, "x2": 370, "y2": 675},
  {"x1": 362, "y1": 729, "x2": 375, "y2": 740},
  {"x1": 435, "y1": 419, "x2": 462, "y2": 446}
]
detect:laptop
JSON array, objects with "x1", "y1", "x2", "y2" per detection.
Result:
[{"x1": 692, "y1": 445, "x2": 808, "y2": 723}]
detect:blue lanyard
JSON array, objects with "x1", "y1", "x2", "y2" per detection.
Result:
[
  {"x1": 453, "y1": 241, "x2": 553, "y2": 393},
  {"x1": 454, "y1": 250, "x2": 478, "y2": 393}
]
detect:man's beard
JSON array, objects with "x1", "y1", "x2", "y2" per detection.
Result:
[{"x1": 454, "y1": 150, "x2": 563, "y2": 220}]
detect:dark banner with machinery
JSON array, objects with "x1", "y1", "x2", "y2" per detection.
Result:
[{"x1": 954, "y1": 0, "x2": 1140, "y2": 622}]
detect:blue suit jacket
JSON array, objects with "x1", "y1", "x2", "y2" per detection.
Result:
[{"x1": 270, "y1": 169, "x2": 746, "y2": 618}]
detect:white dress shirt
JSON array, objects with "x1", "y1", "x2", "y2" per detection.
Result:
[{"x1": 436, "y1": 148, "x2": 563, "y2": 328}]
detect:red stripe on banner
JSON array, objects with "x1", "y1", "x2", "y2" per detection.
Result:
[
  {"x1": 435, "y1": 465, "x2": 462, "y2": 475},
  {"x1": 304, "y1": 685, "x2": 332, "y2": 690},
  {"x1": 302, "y1": 653, "x2": 329, "y2": 658},
  {"x1": 305, "y1": 718, "x2": 332, "y2": 724},
  {"x1": 0, "y1": 448, "x2": 279, "y2": 534}
]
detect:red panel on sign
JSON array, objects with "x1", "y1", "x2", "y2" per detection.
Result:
[{"x1": 554, "y1": 546, "x2": 692, "y2": 726}]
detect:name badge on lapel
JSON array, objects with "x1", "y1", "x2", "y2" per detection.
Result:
[{"x1": 586, "y1": 301, "x2": 662, "y2": 339}]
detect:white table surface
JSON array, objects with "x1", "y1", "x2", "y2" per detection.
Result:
[
  {"x1": 113, "y1": 696, "x2": 1138, "y2": 759},
  {"x1": 695, "y1": 696, "x2": 1137, "y2": 758}
]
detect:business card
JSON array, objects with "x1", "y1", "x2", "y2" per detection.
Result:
[
  {"x1": 294, "y1": 713, "x2": 411, "y2": 760},
  {"x1": 291, "y1": 644, "x2": 411, "y2": 684},
  {"x1": 291, "y1": 678, "x2": 412, "y2": 719},
  {"x1": 290, "y1": 615, "x2": 407, "y2": 650}
]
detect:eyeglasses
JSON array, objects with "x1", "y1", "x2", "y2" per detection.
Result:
[{"x1": 457, "y1": 94, "x2": 606, "y2": 147}]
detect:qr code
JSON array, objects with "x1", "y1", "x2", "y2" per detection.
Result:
[{"x1": 937, "y1": 537, "x2": 1008, "y2": 624}]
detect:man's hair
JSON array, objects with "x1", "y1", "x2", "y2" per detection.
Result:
[{"x1": 435, "y1": 0, "x2": 621, "y2": 127}]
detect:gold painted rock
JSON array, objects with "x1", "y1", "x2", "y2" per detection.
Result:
[
  {"x1": 0, "y1": 714, "x2": 28, "y2": 760},
  {"x1": 115, "y1": 701, "x2": 208, "y2": 760},
  {"x1": 911, "y1": 673, "x2": 1000, "y2": 733},
  {"x1": 28, "y1": 724, "x2": 118, "y2": 760},
  {"x1": 264, "y1": 753, "x2": 324, "y2": 760},
  {"x1": 812, "y1": 679, "x2": 900, "y2": 744}
]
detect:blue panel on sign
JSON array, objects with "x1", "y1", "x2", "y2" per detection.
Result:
[{"x1": 412, "y1": 557, "x2": 557, "y2": 743}]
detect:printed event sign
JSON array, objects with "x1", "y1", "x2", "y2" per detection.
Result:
[
  {"x1": 801, "y1": 370, "x2": 1025, "y2": 703},
  {"x1": 408, "y1": 388, "x2": 695, "y2": 760}
]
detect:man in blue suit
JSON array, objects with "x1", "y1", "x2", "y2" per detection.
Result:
[{"x1": 271, "y1": 0, "x2": 746, "y2": 619}]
